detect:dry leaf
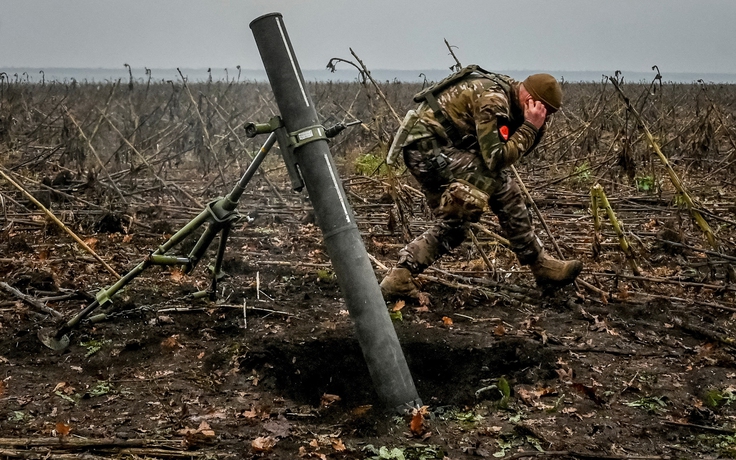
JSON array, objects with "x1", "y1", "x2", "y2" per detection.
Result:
[
  {"x1": 309, "y1": 439, "x2": 320, "y2": 448},
  {"x1": 263, "y1": 419, "x2": 291, "y2": 438},
  {"x1": 442, "y1": 316, "x2": 453, "y2": 326},
  {"x1": 351, "y1": 405, "x2": 372, "y2": 416},
  {"x1": 320, "y1": 393, "x2": 341, "y2": 408},
  {"x1": 252, "y1": 436, "x2": 277, "y2": 452},
  {"x1": 572, "y1": 382, "x2": 606, "y2": 406},
  {"x1": 410, "y1": 411, "x2": 425, "y2": 435},
  {"x1": 197, "y1": 421, "x2": 215, "y2": 437},
  {"x1": 170, "y1": 269, "x2": 184, "y2": 283},
  {"x1": 493, "y1": 324, "x2": 506, "y2": 336},
  {"x1": 392, "y1": 300, "x2": 406, "y2": 312},
  {"x1": 55, "y1": 422, "x2": 71, "y2": 437},
  {"x1": 556, "y1": 367, "x2": 574, "y2": 383},
  {"x1": 83, "y1": 237, "x2": 98, "y2": 250},
  {"x1": 240, "y1": 405, "x2": 269, "y2": 420},
  {"x1": 161, "y1": 335, "x2": 183, "y2": 351},
  {"x1": 331, "y1": 438, "x2": 346, "y2": 451},
  {"x1": 414, "y1": 306, "x2": 430, "y2": 313},
  {"x1": 122, "y1": 234, "x2": 134, "y2": 243},
  {"x1": 418, "y1": 292, "x2": 431, "y2": 307},
  {"x1": 410, "y1": 405, "x2": 429, "y2": 436}
]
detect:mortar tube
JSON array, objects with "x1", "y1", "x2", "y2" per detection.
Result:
[{"x1": 250, "y1": 12, "x2": 421, "y2": 413}]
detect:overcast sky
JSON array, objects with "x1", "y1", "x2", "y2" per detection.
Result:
[{"x1": 2, "y1": 0, "x2": 735, "y2": 75}]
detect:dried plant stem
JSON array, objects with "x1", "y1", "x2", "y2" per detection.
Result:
[
  {"x1": 591, "y1": 184, "x2": 641, "y2": 275},
  {"x1": 101, "y1": 113, "x2": 203, "y2": 208},
  {"x1": 177, "y1": 69, "x2": 227, "y2": 187},
  {"x1": 63, "y1": 107, "x2": 127, "y2": 204},
  {"x1": 511, "y1": 166, "x2": 606, "y2": 297},
  {"x1": 0, "y1": 168, "x2": 121, "y2": 279},
  {"x1": 469, "y1": 227, "x2": 496, "y2": 277},
  {"x1": 0, "y1": 281, "x2": 63, "y2": 318},
  {"x1": 609, "y1": 76, "x2": 718, "y2": 249}
]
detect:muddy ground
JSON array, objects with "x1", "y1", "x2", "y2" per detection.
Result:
[{"x1": 1, "y1": 165, "x2": 736, "y2": 460}]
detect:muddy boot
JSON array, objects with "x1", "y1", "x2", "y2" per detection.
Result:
[
  {"x1": 380, "y1": 267, "x2": 420, "y2": 299},
  {"x1": 530, "y1": 251, "x2": 583, "y2": 287}
]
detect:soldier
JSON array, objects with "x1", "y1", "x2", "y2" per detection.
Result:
[{"x1": 380, "y1": 68, "x2": 582, "y2": 298}]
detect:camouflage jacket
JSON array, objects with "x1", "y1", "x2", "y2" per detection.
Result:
[{"x1": 404, "y1": 75, "x2": 543, "y2": 172}]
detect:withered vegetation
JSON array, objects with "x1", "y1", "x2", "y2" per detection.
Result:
[{"x1": 1, "y1": 71, "x2": 736, "y2": 459}]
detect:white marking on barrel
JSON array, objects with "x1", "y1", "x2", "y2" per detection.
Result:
[
  {"x1": 324, "y1": 154, "x2": 351, "y2": 223},
  {"x1": 276, "y1": 17, "x2": 309, "y2": 107}
]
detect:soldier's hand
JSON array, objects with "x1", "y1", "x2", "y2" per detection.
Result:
[{"x1": 524, "y1": 99, "x2": 547, "y2": 129}]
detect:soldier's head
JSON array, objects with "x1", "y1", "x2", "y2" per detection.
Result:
[{"x1": 520, "y1": 74, "x2": 562, "y2": 114}]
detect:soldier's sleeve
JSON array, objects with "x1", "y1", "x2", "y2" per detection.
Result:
[{"x1": 474, "y1": 90, "x2": 539, "y2": 171}]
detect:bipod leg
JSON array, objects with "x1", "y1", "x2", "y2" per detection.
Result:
[
  {"x1": 39, "y1": 210, "x2": 213, "y2": 350},
  {"x1": 209, "y1": 223, "x2": 233, "y2": 300},
  {"x1": 38, "y1": 134, "x2": 277, "y2": 350}
]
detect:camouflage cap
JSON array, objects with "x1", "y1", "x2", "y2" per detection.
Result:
[{"x1": 523, "y1": 74, "x2": 562, "y2": 113}]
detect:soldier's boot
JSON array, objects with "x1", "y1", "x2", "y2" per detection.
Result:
[
  {"x1": 530, "y1": 251, "x2": 583, "y2": 287},
  {"x1": 380, "y1": 267, "x2": 420, "y2": 299}
]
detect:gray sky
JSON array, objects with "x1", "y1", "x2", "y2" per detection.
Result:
[{"x1": 2, "y1": 0, "x2": 735, "y2": 74}]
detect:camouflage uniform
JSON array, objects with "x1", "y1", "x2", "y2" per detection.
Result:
[{"x1": 396, "y1": 75, "x2": 544, "y2": 274}]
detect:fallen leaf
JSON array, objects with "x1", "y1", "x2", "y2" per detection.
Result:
[
  {"x1": 197, "y1": 420, "x2": 215, "y2": 438},
  {"x1": 55, "y1": 422, "x2": 71, "y2": 437},
  {"x1": 410, "y1": 405, "x2": 429, "y2": 436},
  {"x1": 122, "y1": 234, "x2": 134, "y2": 243},
  {"x1": 331, "y1": 438, "x2": 346, "y2": 451},
  {"x1": 493, "y1": 324, "x2": 506, "y2": 336},
  {"x1": 556, "y1": 367, "x2": 574, "y2": 383},
  {"x1": 263, "y1": 419, "x2": 291, "y2": 438},
  {"x1": 170, "y1": 269, "x2": 184, "y2": 283},
  {"x1": 392, "y1": 300, "x2": 406, "y2": 312},
  {"x1": 442, "y1": 316, "x2": 453, "y2": 326},
  {"x1": 418, "y1": 292, "x2": 431, "y2": 307},
  {"x1": 161, "y1": 335, "x2": 183, "y2": 351},
  {"x1": 320, "y1": 393, "x2": 341, "y2": 408},
  {"x1": 252, "y1": 436, "x2": 277, "y2": 452},
  {"x1": 351, "y1": 405, "x2": 372, "y2": 416},
  {"x1": 572, "y1": 382, "x2": 606, "y2": 406},
  {"x1": 410, "y1": 410, "x2": 425, "y2": 435},
  {"x1": 83, "y1": 237, "x2": 98, "y2": 250},
  {"x1": 413, "y1": 306, "x2": 430, "y2": 313},
  {"x1": 239, "y1": 405, "x2": 270, "y2": 423}
]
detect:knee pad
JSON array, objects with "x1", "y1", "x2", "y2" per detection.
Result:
[{"x1": 437, "y1": 179, "x2": 489, "y2": 221}]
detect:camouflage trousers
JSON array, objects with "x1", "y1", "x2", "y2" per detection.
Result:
[{"x1": 397, "y1": 141, "x2": 542, "y2": 274}]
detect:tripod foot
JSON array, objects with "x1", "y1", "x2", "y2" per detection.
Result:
[{"x1": 38, "y1": 328, "x2": 71, "y2": 351}]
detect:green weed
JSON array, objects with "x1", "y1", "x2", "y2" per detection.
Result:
[
  {"x1": 88, "y1": 381, "x2": 111, "y2": 397},
  {"x1": 355, "y1": 151, "x2": 388, "y2": 176},
  {"x1": 635, "y1": 175, "x2": 656, "y2": 192},
  {"x1": 316, "y1": 269, "x2": 335, "y2": 282},
  {"x1": 362, "y1": 444, "x2": 445, "y2": 460},
  {"x1": 625, "y1": 395, "x2": 668, "y2": 413},
  {"x1": 571, "y1": 162, "x2": 592, "y2": 184},
  {"x1": 705, "y1": 387, "x2": 736, "y2": 409},
  {"x1": 80, "y1": 339, "x2": 111, "y2": 358}
]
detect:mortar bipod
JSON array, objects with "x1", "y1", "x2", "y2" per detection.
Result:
[{"x1": 38, "y1": 119, "x2": 359, "y2": 351}]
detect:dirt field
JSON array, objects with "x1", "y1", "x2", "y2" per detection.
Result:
[{"x1": 1, "y1": 77, "x2": 736, "y2": 459}]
